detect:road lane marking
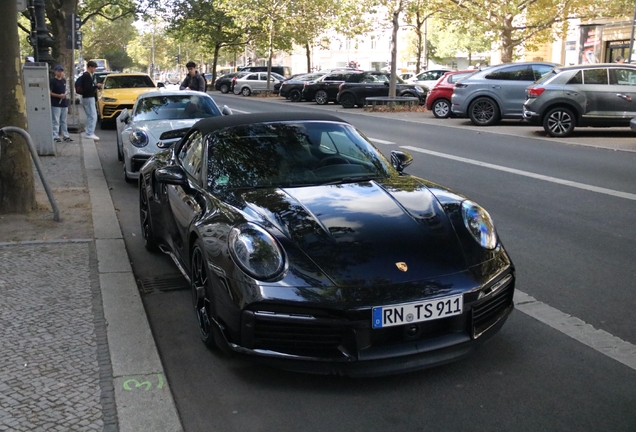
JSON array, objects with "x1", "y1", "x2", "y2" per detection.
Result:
[
  {"x1": 369, "y1": 137, "x2": 396, "y2": 145},
  {"x1": 515, "y1": 290, "x2": 636, "y2": 371},
  {"x1": 401, "y1": 146, "x2": 636, "y2": 201}
]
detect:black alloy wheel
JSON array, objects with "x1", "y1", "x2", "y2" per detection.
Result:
[
  {"x1": 219, "y1": 83, "x2": 229, "y2": 94},
  {"x1": 191, "y1": 239, "x2": 216, "y2": 348},
  {"x1": 289, "y1": 89, "x2": 302, "y2": 102},
  {"x1": 468, "y1": 97, "x2": 500, "y2": 126},
  {"x1": 241, "y1": 87, "x2": 251, "y2": 96},
  {"x1": 543, "y1": 107, "x2": 576, "y2": 137},
  {"x1": 432, "y1": 98, "x2": 451, "y2": 118},
  {"x1": 340, "y1": 93, "x2": 356, "y2": 109},
  {"x1": 139, "y1": 179, "x2": 159, "y2": 252},
  {"x1": 315, "y1": 90, "x2": 328, "y2": 105}
]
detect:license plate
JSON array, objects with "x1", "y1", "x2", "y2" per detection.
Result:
[{"x1": 372, "y1": 294, "x2": 463, "y2": 329}]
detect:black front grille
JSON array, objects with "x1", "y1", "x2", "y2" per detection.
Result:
[
  {"x1": 472, "y1": 284, "x2": 514, "y2": 337},
  {"x1": 253, "y1": 318, "x2": 347, "y2": 357},
  {"x1": 103, "y1": 104, "x2": 133, "y2": 118},
  {"x1": 131, "y1": 155, "x2": 151, "y2": 172}
]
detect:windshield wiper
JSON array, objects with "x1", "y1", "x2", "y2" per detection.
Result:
[{"x1": 321, "y1": 176, "x2": 380, "y2": 185}]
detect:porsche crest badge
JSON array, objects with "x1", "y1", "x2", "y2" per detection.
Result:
[{"x1": 395, "y1": 262, "x2": 408, "y2": 272}]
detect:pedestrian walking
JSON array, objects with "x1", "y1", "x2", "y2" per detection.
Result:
[
  {"x1": 78, "y1": 60, "x2": 103, "y2": 141},
  {"x1": 179, "y1": 61, "x2": 206, "y2": 92},
  {"x1": 49, "y1": 65, "x2": 73, "y2": 143}
]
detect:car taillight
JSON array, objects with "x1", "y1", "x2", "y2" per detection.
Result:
[
  {"x1": 339, "y1": 83, "x2": 343, "y2": 90},
  {"x1": 527, "y1": 87, "x2": 545, "y2": 98}
]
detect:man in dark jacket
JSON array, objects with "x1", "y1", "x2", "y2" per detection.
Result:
[
  {"x1": 180, "y1": 61, "x2": 206, "y2": 92},
  {"x1": 80, "y1": 60, "x2": 103, "y2": 141},
  {"x1": 49, "y1": 65, "x2": 72, "y2": 143}
]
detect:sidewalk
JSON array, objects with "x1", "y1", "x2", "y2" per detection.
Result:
[{"x1": 0, "y1": 112, "x2": 183, "y2": 431}]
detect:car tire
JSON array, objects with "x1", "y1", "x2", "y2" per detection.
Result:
[
  {"x1": 543, "y1": 106, "x2": 576, "y2": 137},
  {"x1": 289, "y1": 89, "x2": 302, "y2": 102},
  {"x1": 340, "y1": 93, "x2": 356, "y2": 109},
  {"x1": 241, "y1": 87, "x2": 251, "y2": 97},
  {"x1": 432, "y1": 99, "x2": 451, "y2": 118},
  {"x1": 139, "y1": 178, "x2": 159, "y2": 253},
  {"x1": 468, "y1": 97, "x2": 500, "y2": 126},
  {"x1": 191, "y1": 238, "x2": 217, "y2": 348},
  {"x1": 315, "y1": 90, "x2": 328, "y2": 105},
  {"x1": 219, "y1": 83, "x2": 229, "y2": 94},
  {"x1": 116, "y1": 132, "x2": 123, "y2": 162}
]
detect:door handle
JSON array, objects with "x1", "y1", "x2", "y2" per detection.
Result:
[
  {"x1": 617, "y1": 94, "x2": 632, "y2": 101},
  {"x1": 492, "y1": 86, "x2": 501, "y2": 89},
  {"x1": 565, "y1": 92, "x2": 578, "y2": 96}
]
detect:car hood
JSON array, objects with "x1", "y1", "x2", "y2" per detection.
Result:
[
  {"x1": 102, "y1": 87, "x2": 156, "y2": 103},
  {"x1": 238, "y1": 179, "x2": 469, "y2": 287},
  {"x1": 130, "y1": 118, "x2": 199, "y2": 140}
]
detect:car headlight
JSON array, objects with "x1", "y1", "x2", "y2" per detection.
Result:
[
  {"x1": 228, "y1": 223, "x2": 286, "y2": 281},
  {"x1": 102, "y1": 97, "x2": 117, "y2": 102},
  {"x1": 414, "y1": 86, "x2": 424, "y2": 93},
  {"x1": 129, "y1": 130, "x2": 149, "y2": 147},
  {"x1": 461, "y1": 200, "x2": 497, "y2": 249}
]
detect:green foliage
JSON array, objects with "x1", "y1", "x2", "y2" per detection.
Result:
[{"x1": 81, "y1": 14, "x2": 137, "y2": 70}]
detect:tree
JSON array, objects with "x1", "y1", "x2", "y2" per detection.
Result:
[
  {"x1": 427, "y1": 18, "x2": 491, "y2": 66},
  {"x1": 0, "y1": 2, "x2": 35, "y2": 213}
]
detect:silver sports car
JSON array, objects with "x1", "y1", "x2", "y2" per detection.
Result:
[{"x1": 116, "y1": 90, "x2": 231, "y2": 182}]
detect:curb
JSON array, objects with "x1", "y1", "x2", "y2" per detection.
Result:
[{"x1": 81, "y1": 134, "x2": 183, "y2": 431}]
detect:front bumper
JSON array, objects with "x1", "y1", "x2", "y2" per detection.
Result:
[
  {"x1": 101, "y1": 103, "x2": 134, "y2": 120},
  {"x1": 224, "y1": 273, "x2": 515, "y2": 376}
]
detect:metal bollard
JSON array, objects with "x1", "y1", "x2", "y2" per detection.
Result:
[{"x1": 0, "y1": 126, "x2": 60, "y2": 221}]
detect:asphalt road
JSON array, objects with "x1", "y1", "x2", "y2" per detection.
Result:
[{"x1": 96, "y1": 93, "x2": 636, "y2": 432}]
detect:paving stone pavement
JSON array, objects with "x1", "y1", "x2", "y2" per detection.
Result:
[{"x1": 0, "y1": 118, "x2": 182, "y2": 431}]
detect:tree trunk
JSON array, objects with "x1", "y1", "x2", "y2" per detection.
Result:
[
  {"x1": 45, "y1": 0, "x2": 78, "y2": 76},
  {"x1": 267, "y1": 19, "x2": 274, "y2": 90},
  {"x1": 389, "y1": 7, "x2": 401, "y2": 99},
  {"x1": 500, "y1": 16, "x2": 514, "y2": 63},
  {"x1": 305, "y1": 42, "x2": 311, "y2": 73},
  {"x1": 415, "y1": 12, "x2": 424, "y2": 74},
  {"x1": 0, "y1": 1, "x2": 36, "y2": 213}
]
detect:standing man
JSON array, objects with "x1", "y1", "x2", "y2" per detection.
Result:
[
  {"x1": 179, "y1": 61, "x2": 206, "y2": 92},
  {"x1": 79, "y1": 60, "x2": 103, "y2": 141},
  {"x1": 49, "y1": 65, "x2": 72, "y2": 143}
]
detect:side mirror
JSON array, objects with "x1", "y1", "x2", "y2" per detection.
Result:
[
  {"x1": 221, "y1": 105, "x2": 232, "y2": 116},
  {"x1": 157, "y1": 82, "x2": 166, "y2": 88},
  {"x1": 155, "y1": 166, "x2": 188, "y2": 186},
  {"x1": 390, "y1": 151, "x2": 413, "y2": 173},
  {"x1": 119, "y1": 109, "x2": 130, "y2": 123}
]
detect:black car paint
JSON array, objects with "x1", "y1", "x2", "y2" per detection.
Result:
[
  {"x1": 337, "y1": 72, "x2": 427, "y2": 107},
  {"x1": 302, "y1": 72, "x2": 357, "y2": 104},
  {"x1": 140, "y1": 113, "x2": 515, "y2": 376}
]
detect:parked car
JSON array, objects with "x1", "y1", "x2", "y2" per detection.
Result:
[
  {"x1": 302, "y1": 71, "x2": 358, "y2": 105},
  {"x1": 279, "y1": 72, "x2": 326, "y2": 101},
  {"x1": 214, "y1": 72, "x2": 247, "y2": 94},
  {"x1": 399, "y1": 72, "x2": 414, "y2": 81},
  {"x1": 337, "y1": 71, "x2": 427, "y2": 108},
  {"x1": 523, "y1": 63, "x2": 636, "y2": 137},
  {"x1": 426, "y1": 70, "x2": 475, "y2": 118},
  {"x1": 116, "y1": 90, "x2": 231, "y2": 183},
  {"x1": 451, "y1": 62, "x2": 558, "y2": 126},
  {"x1": 233, "y1": 72, "x2": 285, "y2": 96},
  {"x1": 237, "y1": 65, "x2": 292, "y2": 78},
  {"x1": 138, "y1": 111, "x2": 516, "y2": 376},
  {"x1": 97, "y1": 73, "x2": 163, "y2": 129},
  {"x1": 408, "y1": 69, "x2": 453, "y2": 90}
]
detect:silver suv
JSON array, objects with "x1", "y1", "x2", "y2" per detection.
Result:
[
  {"x1": 523, "y1": 63, "x2": 636, "y2": 137},
  {"x1": 451, "y1": 62, "x2": 558, "y2": 126}
]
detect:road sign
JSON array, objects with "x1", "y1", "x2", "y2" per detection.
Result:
[{"x1": 65, "y1": 14, "x2": 82, "y2": 50}]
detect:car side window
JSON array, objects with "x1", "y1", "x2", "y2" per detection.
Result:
[
  {"x1": 566, "y1": 71, "x2": 583, "y2": 84},
  {"x1": 178, "y1": 131, "x2": 204, "y2": 181},
  {"x1": 583, "y1": 69, "x2": 608, "y2": 85},
  {"x1": 247, "y1": 74, "x2": 258, "y2": 81},
  {"x1": 532, "y1": 65, "x2": 554, "y2": 80},
  {"x1": 486, "y1": 65, "x2": 533, "y2": 80},
  {"x1": 609, "y1": 68, "x2": 636, "y2": 85}
]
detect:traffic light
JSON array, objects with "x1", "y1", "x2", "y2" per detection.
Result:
[
  {"x1": 247, "y1": 57, "x2": 252, "y2": 66},
  {"x1": 174, "y1": 54, "x2": 180, "y2": 64}
]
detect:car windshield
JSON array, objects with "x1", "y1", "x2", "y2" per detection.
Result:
[
  {"x1": 207, "y1": 121, "x2": 395, "y2": 190},
  {"x1": 133, "y1": 95, "x2": 221, "y2": 121},
  {"x1": 104, "y1": 75, "x2": 155, "y2": 89}
]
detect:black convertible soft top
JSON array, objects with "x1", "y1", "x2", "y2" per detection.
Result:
[{"x1": 193, "y1": 111, "x2": 348, "y2": 135}]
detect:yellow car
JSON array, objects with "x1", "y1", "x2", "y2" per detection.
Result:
[{"x1": 97, "y1": 73, "x2": 163, "y2": 128}]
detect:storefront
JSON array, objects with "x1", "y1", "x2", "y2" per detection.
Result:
[{"x1": 578, "y1": 18, "x2": 635, "y2": 63}]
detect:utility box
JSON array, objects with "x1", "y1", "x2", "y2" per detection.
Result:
[{"x1": 23, "y1": 63, "x2": 55, "y2": 156}]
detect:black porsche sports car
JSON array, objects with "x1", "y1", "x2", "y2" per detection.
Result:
[{"x1": 139, "y1": 112, "x2": 515, "y2": 376}]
